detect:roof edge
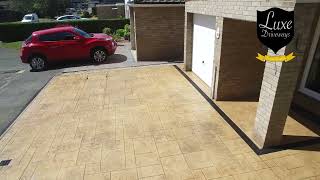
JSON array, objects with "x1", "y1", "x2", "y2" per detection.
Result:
[{"x1": 128, "y1": 3, "x2": 185, "y2": 7}]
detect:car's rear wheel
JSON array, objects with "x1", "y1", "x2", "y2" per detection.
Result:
[
  {"x1": 30, "y1": 55, "x2": 47, "y2": 71},
  {"x1": 92, "y1": 48, "x2": 107, "y2": 63}
]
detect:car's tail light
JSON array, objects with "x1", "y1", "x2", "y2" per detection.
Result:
[{"x1": 24, "y1": 35, "x2": 32, "y2": 45}]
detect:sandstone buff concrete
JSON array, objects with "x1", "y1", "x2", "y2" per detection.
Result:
[
  {"x1": 179, "y1": 64, "x2": 319, "y2": 146},
  {"x1": 0, "y1": 65, "x2": 319, "y2": 180}
]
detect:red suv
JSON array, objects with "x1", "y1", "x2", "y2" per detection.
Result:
[{"x1": 20, "y1": 26, "x2": 117, "y2": 71}]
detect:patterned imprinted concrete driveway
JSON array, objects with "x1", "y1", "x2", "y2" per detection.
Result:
[{"x1": 0, "y1": 65, "x2": 319, "y2": 180}]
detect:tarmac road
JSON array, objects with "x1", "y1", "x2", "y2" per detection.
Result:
[
  {"x1": 0, "y1": 42, "x2": 147, "y2": 136},
  {"x1": 0, "y1": 48, "x2": 62, "y2": 135}
]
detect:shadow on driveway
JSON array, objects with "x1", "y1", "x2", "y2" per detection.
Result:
[{"x1": 36, "y1": 54, "x2": 128, "y2": 72}]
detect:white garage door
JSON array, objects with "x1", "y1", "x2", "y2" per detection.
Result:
[{"x1": 192, "y1": 14, "x2": 216, "y2": 87}]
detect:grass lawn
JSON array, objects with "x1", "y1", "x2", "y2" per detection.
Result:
[{"x1": 0, "y1": 41, "x2": 22, "y2": 50}]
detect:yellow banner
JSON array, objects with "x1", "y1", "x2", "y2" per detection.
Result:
[{"x1": 256, "y1": 52, "x2": 295, "y2": 62}]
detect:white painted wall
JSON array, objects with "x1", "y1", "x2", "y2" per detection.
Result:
[{"x1": 192, "y1": 14, "x2": 216, "y2": 87}]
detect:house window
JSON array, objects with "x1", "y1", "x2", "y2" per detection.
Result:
[
  {"x1": 300, "y1": 17, "x2": 320, "y2": 100},
  {"x1": 305, "y1": 41, "x2": 320, "y2": 94}
]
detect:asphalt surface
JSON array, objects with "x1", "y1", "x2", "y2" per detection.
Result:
[
  {"x1": 0, "y1": 42, "x2": 166, "y2": 136},
  {"x1": 0, "y1": 42, "x2": 134, "y2": 136},
  {"x1": 0, "y1": 48, "x2": 62, "y2": 135}
]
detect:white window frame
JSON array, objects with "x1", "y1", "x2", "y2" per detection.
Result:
[{"x1": 299, "y1": 17, "x2": 320, "y2": 101}]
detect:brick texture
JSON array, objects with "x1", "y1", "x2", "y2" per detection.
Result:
[
  {"x1": 133, "y1": 6, "x2": 185, "y2": 61},
  {"x1": 185, "y1": 0, "x2": 295, "y2": 22},
  {"x1": 215, "y1": 18, "x2": 266, "y2": 101},
  {"x1": 96, "y1": 5, "x2": 125, "y2": 19}
]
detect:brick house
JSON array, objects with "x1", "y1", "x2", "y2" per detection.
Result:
[
  {"x1": 128, "y1": 0, "x2": 185, "y2": 61},
  {"x1": 0, "y1": 0, "x2": 10, "y2": 10},
  {"x1": 96, "y1": 4, "x2": 125, "y2": 19},
  {"x1": 183, "y1": 0, "x2": 320, "y2": 148}
]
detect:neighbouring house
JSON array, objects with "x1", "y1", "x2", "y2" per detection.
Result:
[
  {"x1": 184, "y1": 0, "x2": 320, "y2": 149},
  {"x1": 71, "y1": 0, "x2": 126, "y2": 17},
  {"x1": 96, "y1": 3, "x2": 125, "y2": 19},
  {"x1": 99, "y1": 0, "x2": 124, "y2": 3},
  {"x1": 0, "y1": 0, "x2": 9, "y2": 10},
  {"x1": 129, "y1": 0, "x2": 185, "y2": 61},
  {"x1": 0, "y1": 0, "x2": 23, "y2": 23},
  {"x1": 70, "y1": 0, "x2": 83, "y2": 9}
]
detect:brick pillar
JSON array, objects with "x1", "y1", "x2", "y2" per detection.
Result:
[
  {"x1": 252, "y1": 4, "x2": 316, "y2": 148},
  {"x1": 129, "y1": 7, "x2": 136, "y2": 50},
  {"x1": 184, "y1": 12, "x2": 193, "y2": 71},
  {"x1": 253, "y1": 48, "x2": 302, "y2": 148}
]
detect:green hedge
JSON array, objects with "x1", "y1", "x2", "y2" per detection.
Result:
[{"x1": 0, "y1": 19, "x2": 130, "y2": 42}]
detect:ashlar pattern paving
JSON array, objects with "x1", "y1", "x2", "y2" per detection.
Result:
[{"x1": 0, "y1": 65, "x2": 319, "y2": 180}]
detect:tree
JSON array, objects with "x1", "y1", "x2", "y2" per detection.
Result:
[
  {"x1": 9, "y1": 0, "x2": 33, "y2": 13},
  {"x1": 10, "y1": 0, "x2": 70, "y2": 18}
]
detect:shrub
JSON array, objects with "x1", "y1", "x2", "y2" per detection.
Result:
[
  {"x1": 102, "y1": 27, "x2": 112, "y2": 35},
  {"x1": 124, "y1": 24, "x2": 130, "y2": 32},
  {"x1": 0, "y1": 10, "x2": 24, "y2": 23},
  {"x1": 91, "y1": 7, "x2": 97, "y2": 16},
  {"x1": 116, "y1": 29, "x2": 125, "y2": 37},
  {"x1": 111, "y1": 33, "x2": 121, "y2": 42},
  {"x1": 81, "y1": 11, "x2": 91, "y2": 18},
  {"x1": 123, "y1": 24, "x2": 130, "y2": 40},
  {"x1": 0, "y1": 19, "x2": 130, "y2": 42}
]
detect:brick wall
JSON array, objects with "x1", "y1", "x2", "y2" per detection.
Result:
[
  {"x1": 96, "y1": 5, "x2": 125, "y2": 19},
  {"x1": 215, "y1": 18, "x2": 266, "y2": 101},
  {"x1": 185, "y1": 0, "x2": 295, "y2": 22},
  {"x1": 134, "y1": 6, "x2": 185, "y2": 61}
]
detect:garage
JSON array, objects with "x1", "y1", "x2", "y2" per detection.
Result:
[{"x1": 192, "y1": 14, "x2": 216, "y2": 87}]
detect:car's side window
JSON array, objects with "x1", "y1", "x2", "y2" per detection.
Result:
[
  {"x1": 39, "y1": 33, "x2": 58, "y2": 42},
  {"x1": 39, "y1": 32, "x2": 75, "y2": 42},
  {"x1": 56, "y1": 32, "x2": 75, "y2": 41}
]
